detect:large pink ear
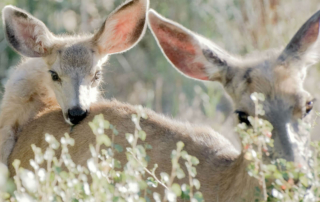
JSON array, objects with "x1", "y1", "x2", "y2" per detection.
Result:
[
  {"x1": 148, "y1": 10, "x2": 239, "y2": 81},
  {"x1": 2, "y1": 6, "x2": 55, "y2": 57},
  {"x1": 93, "y1": 0, "x2": 149, "y2": 55},
  {"x1": 279, "y1": 10, "x2": 320, "y2": 66}
]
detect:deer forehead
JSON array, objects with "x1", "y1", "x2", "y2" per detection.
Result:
[
  {"x1": 234, "y1": 64, "x2": 308, "y2": 112},
  {"x1": 60, "y1": 44, "x2": 94, "y2": 72},
  {"x1": 47, "y1": 42, "x2": 101, "y2": 78},
  {"x1": 239, "y1": 61, "x2": 304, "y2": 92}
]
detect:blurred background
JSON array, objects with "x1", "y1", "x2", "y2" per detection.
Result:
[{"x1": 1, "y1": 0, "x2": 320, "y2": 149}]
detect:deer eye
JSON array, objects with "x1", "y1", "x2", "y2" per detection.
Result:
[
  {"x1": 235, "y1": 110, "x2": 250, "y2": 125},
  {"x1": 94, "y1": 70, "x2": 102, "y2": 81},
  {"x1": 49, "y1": 70, "x2": 60, "y2": 82},
  {"x1": 306, "y1": 99, "x2": 315, "y2": 115}
]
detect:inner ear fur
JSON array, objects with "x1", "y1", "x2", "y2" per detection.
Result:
[
  {"x1": 280, "y1": 10, "x2": 320, "y2": 65},
  {"x1": 2, "y1": 5, "x2": 55, "y2": 57},
  {"x1": 147, "y1": 9, "x2": 240, "y2": 82},
  {"x1": 93, "y1": 0, "x2": 149, "y2": 55}
]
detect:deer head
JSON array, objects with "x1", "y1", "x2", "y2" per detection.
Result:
[
  {"x1": 148, "y1": 9, "x2": 320, "y2": 164},
  {"x1": 2, "y1": 0, "x2": 149, "y2": 125}
]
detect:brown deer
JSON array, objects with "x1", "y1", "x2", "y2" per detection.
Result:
[
  {"x1": 0, "y1": 0, "x2": 149, "y2": 165},
  {"x1": 7, "y1": 8, "x2": 320, "y2": 202}
]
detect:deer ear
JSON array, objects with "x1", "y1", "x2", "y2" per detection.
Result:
[
  {"x1": 279, "y1": 10, "x2": 320, "y2": 66},
  {"x1": 2, "y1": 5, "x2": 55, "y2": 57},
  {"x1": 93, "y1": 0, "x2": 149, "y2": 55},
  {"x1": 148, "y1": 9, "x2": 239, "y2": 81}
]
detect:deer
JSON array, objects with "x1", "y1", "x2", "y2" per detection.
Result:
[
  {"x1": 0, "y1": 0, "x2": 149, "y2": 165},
  {"x1": 7, "y1": 7, "x2": 320, "y2": 202}
]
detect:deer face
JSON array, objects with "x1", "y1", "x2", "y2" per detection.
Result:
[
  {"x1": 148, "y1": 9, "x2": 320, "y2": 164},
  {"x1": 45, "y1": 42, "x2": 102, "y2": 125},
  {"x1": 231, "y1": 61, "x2": 314, "y2": 163},
  {"x1": 2, "y1": 0, "x2": 149, "y2": 125}
]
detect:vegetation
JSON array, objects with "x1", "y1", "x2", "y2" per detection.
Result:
[
  {"x1": 236, "y1": 93, "x2": 318, "y2": 201},
  {"x1": 0, "y1": 95, "x2": 320, "y2": 201},
  {"x1": 0, "y1": 107, "x2": 204, "y2": 202}
]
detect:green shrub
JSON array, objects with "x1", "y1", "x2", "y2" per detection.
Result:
[
  {"x1": 236, "y1": 93, "x2": 319, "y2": 201},
  {"x1": 1, "y1": 94, "x2": 320, "y2": 202},
  {"x1": 0, "y1": 106, "x2": 203, "y2": 202}
]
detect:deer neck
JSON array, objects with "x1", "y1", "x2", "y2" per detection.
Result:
[
  {"x1": 1, "y1": 58, "x2": 59, "y2": 126},
  {"x1": 208, "y1": 152, "x2": 259, "y2": 201}
]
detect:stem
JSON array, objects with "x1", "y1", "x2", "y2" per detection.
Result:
[
  {"x1": 168, "y1": 159, "x2": 177, "y2": 186},
  {"x1": 45, "y1": 154, "x2": 53, "y2": 201},
  {"x1": 258, "y1": 141, "x2": 267, "y2": 200},
  {"x1": 187, "y1": 159, "x2": 194, "y2": 200},
  {"x1": 129, "y1": 150, "x2": 168, "y2": 189},
  {"x1": 13, "y1": 169, "x2": 22, "y2": 194},
  {"x1": 110, "y1": 129, "x2": 115, "y2": 184},
  {"x1": 132, "y1": 115, "x2": 141, "y2": 149},
  {"x1": 254, "y1": 99, "x2": 267, "y2": 200},
  {"x1": 163, "y1": 146, "x2": 184, "y2": 202},
  {"x1": 311, "y1": 113, "x2": 320, "y2": 129},
  {"x1": 312, "y1": 148, "x2": 319, "y2": 196}
]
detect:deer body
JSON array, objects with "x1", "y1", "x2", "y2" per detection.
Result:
[
  {"x1": 9, "y1": 100, "x2": 258, "y2": 202},
  {"x1": 0, "y1": 0, "x2": 149, "y2": 164}
]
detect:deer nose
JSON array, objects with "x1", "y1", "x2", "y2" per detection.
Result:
[{"x1": 68, "y1": 107, "x2": 88, "y2": 125}]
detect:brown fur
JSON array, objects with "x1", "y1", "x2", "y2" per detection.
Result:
[{"x1": 9, "y1": 100, "x2": 258, "y2": 202}]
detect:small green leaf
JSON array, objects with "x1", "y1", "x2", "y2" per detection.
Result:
[
  {"x1": 193, "y1": 191, "x2": 204, "y2": 202},
  {"x1": 114, "y1": 144, "x2": 123, "y2": 153},
  {"x1": 160, "y1": 172, "x2": 170, "y2": 183},
  {"x1": 139, "y1": 180, "x2": 147, "y2": 190},
  {"x1": 54, "y1": 166, "x2": 62, "y2": 174},
  {"x1": 97, "y1": 135, "x2": 111, "y2": 147},
  {"x1": 144, "y1": 143, "x2": 153, "y2": 150},
  {"x1": 191, "y1": 157, "x2": 199, "y2": 165},
  {"x1": 181, "y1": 184, "x2": 190, "y2": 199},
  {"x1": 137, "y1": 145, "x2": 147, "y2": 157},
  {"x1": 145, "y1": 155, "x2": 150, "y2": 163},
  {"x1": 113, "y1": 128, "x2": 119, "y2": 136},
  {"x1": 171, "y1": 150, "x2": 177, "y2": 159},
  {"x1": 171, "y1": 183, "x2": 182, "y2": 196},
  {"x1": 273, "y1": 171, "x2": 282, "y2": 180},
  {"x1": 153, "y1": 192, "x2": 161, "y2": 202},
  {"x1": 177, "y1": 141, "x2": 184, "y2": 150},
  {"x1": 189, "y1": 166, "x2": 197, "y2": 177},
  {"x1": 139, "y1": 131, "x2": 147, "y2": 141},
  {"x1": 300, "y1": 176, "x2": 309, "y2": 187},
  {"x1": 138, "y1": 198, "x2": 146, "y2": 202},
  {"x1": 147, "y1": 177, "x2": 158, "y2": 188},
  {"x1": 60, "y1": 171, "x2": 68, "y2": 179},
  {"x1": 114, "y1": 160, "x2": 122, "y2": 169},
  {"x1": 266, "y1": 164, "x2": 277, "y2": 172},
  {"x1": 193, "y1": 179, "x2": 201, "y2": 190},
  {"x1": 12, "y1": 159, "x2": 21, "y2": 170},
  {"x1": 176, "y1": 168, "x2": 185, "y2": 179},
  {"x1": 126, "y1": 133, "x2": 134, "y2": 144},
  {"x1": 181, "y1": 151, "x2": 188, "y2": 159},
  {"x1": 104, "y1": 120, "x2": 110, "y2": 129}
]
